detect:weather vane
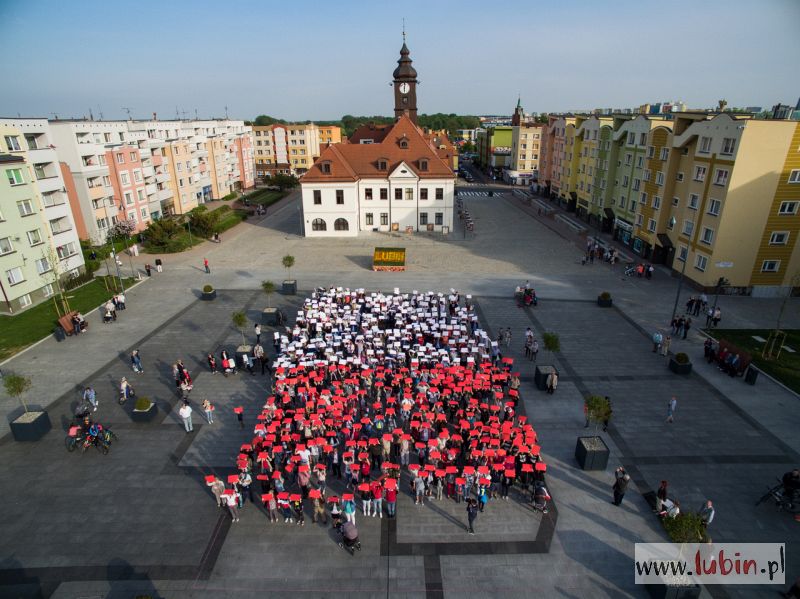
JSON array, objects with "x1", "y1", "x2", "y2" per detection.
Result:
[{"x1": 402, "y1": 18, "x2": 406, "y2": 42}]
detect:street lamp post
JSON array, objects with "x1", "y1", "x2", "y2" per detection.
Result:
[
  {"x1": 102, "y1": 202, "x2": 125, "y2": 294},
  {"x1": 669, "y1": 217, "x2": 687, "y2": 323}
]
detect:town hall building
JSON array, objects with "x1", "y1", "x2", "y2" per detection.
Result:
[{"x1": 300, "y1": 42, "x2": 456, "y2": 237}]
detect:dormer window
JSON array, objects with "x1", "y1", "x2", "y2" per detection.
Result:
[
  {"x1": 377, "y1": 159, "x2": 388, "y2": 171},
  {"x1": 419, "y1": 159, "x2": 428, "y2": 171},
  {"x1": 320, "y1": 161, "x2": 331, "y2": 174},
  {"x1": 399, "y1": 138, "x2": 409, "y2": 149}
]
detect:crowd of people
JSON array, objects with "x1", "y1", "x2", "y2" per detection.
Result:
[{"x1": 207, "y1": 288, "x2": 549, "y2": 537}]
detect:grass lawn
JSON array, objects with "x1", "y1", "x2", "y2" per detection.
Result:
[
  {"x1": 0, "y1": 276, "x2": 136, "y2": 361},
  {"x1": 706, "y1": 328, "x2": 800, "y2": 394}
]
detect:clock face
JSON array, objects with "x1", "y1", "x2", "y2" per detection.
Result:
[{"x1": 399, "y1": 83, "x2": 410, "y2": 94}]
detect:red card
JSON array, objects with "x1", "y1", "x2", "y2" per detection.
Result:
[
  {"x1": 456, "y1": 477, "x2": 466, "y2": 485},
  {"x1": 233, "y1": 407, "x2": 243, "y2": 414},
  {"x1": 256, "y1": 474, "x2": 269, "y2": 480},
  {"x1": 521, "y1": 463, "x2": 534, "y2": 473},
  {"x1": 277, "y1": 491, "x2": 289, "y2": 500},
  {"x1": 358, "y1": 483, "x2": 370, "y2": 492},
  {"x1": 342, "y1": 493, "x2": 354, "y2": 501},
  {"x1": 535, "y1": 462, "x2": 547, "y2": 472},
  {"x1": 204, "y1": 475, "x2": 215, "y2": 484},
  {"x1": 227, "y1": 474, "x2": 239, "y2": 484},
  {"x1": 289, "y1": 493, "x2": 302, "y2": 501},
  {"x1": 505, "y1": 470, "x2": 516, "y2": 477},
  {"x1": 261, "y1": 493, "x2": 272, "y2": 502},
  {"x1": 383, "y1": 478, "x2": 397, "y2": 490},
  {"x1": 327, "y1": 495, "x2": 340, "y2": 503},
  {"x1": 308, "y1": 489, "x2": 322, "y2": 499}
]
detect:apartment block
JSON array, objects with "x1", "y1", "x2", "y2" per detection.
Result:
[
  {"x1": 1, "y1": 123, "x2": 84, "y2": 314},
  {"x1": 49, "y1": 120, "x2": 155, "y2": 243},
  {"x1": 253, "y1": 123, "x2": 341, "y2": 178},
  {"x1": 573, "y1": 115, "x2": 614, "y2": 227},
  {"x1": 475, "y1": 126, "x2": 512, "y2": 179},
  {"x1": 506, "y1": 101, "x2": 544, "y2": 186}
]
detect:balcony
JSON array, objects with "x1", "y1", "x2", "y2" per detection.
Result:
[
  {"x1": 50, "y1": 218, "x2": 73, "y2": 235},
  {"x1": 35, "y1": 175, "x2": 63, "y2": 194},
  {"x1": 155, "y1": 172, "x2": 169, "y2": 184},
  {"x1": 88, "y1": 184, "x2": 106, "y2": 200},
  {"x1": 41, "y1": 190, "x2": 68, "y2": 208},
  {"x1": 142, "y1": 165, "x2": 155, "y2": 178},
  {"x1": 145, "y1": 183, "x2": 157, "y2": 195},
  {"x1": 157, "y1": 188, "x2": 172, "y2": 202}
]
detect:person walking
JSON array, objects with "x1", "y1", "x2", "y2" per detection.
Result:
[
  {"x1": 666, "y1": 396, "x2": 677, "y2": 423},
  {"x1": 207, "y1": 353, "x2": 217, "y2": 375},
  {"x1": 683, "y1": 317, "x2": 692, "y2": 340},
  {"x1": 254, "y1": 323, "x2": 261, "y2": 345},
  {"x1": 531, "y1": 339, "x2": 539, "y2": 362},
  {"x1": 203, "y1": 258, "x2": 210, "y2": 274},
  {"x1": 712, "y1": 307, "x2": 721, "y2": 328},
  {"x1": 343, "y1": 497, "x2": 356, "y2": 524},
  {"x1": 312, "y1": 495, "x2": 327, "y2": 525},
  {"x1": 202, "y1": 399, "x2": 214, "y2": 424},
  {"x1": 546, "y1": 369, "x2": 558, "y2": 394},
  {"x1": 699, "y1": 500, "x2": 715, "y2": 528},
  {"x1": 83, "y1": 386, "x2": 98, "y2": 411},
  {"x1": 155, "y1": 258, "x2": 163, "y2": 273},
  {"x1": 414, "y1": 474, "x2": 426, "y2": 505},
  {"x1": 612, "y1": 466, "x2": 630, "y2": 505},
  {"x1": 254, "y1": 343, "x2": 269, "y2": 375},
  {"x1": 655, "y1": 480, "x2": 668, "y2": 513},
  {"x1": 179, "y1": 401, "x2": 193, "y2": 433},
  {"x1": 661, "y1": 335, "x2": 671, "y2": 357},
  {"x1": 145, "y1": 263, "x2": 152, "y2": 277},
  {"x1": 652, "y1": 331, "x2": 663, "y2": 353},
  {"x1": 466, "y1": 498, "x2": 478, "y2": 535},
  {"x1": 130, "y1": 349, "x2": 143, "y2": 374},
  {"x1": 265, "y1": 492, "x2": 279, "y2": 523}
]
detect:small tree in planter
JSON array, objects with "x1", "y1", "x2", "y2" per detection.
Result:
[
  {"x1": 261, "y1": 280, "x2": 278, "y2": 325},
  {"x1": 534, "y1": 332, "x2": 561, "y2": 390},
  {"x1": 132, "y1": 396, "x2": 158, "y2": 423},
  {"x1": 201, "y1": 284, "x2": 216, "y2": 300},
  {"x1": 669, "y1": 351, "x2": 692, "y2": 375},
  {"x1": 282, "y1": 255, "x2": 296, "y2": 294},
  {"x1": 597, "y1": 291, "x2": 612, "y2": 307},
  {"x1": 575, "y1": 395, "x2": 611, "y2": 470},
  {"x1": 232, "y1": 310, "x2": 252, "y2": 360},
  {"x1": 4, "y1": 373, "x2": 51, "y2": 441}
]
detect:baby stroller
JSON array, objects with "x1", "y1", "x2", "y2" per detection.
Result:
[
  {"x1": 337, "y1": 521, "x2": 361, "y2": 555},
  {"x1": 532, "y1": 480, "x2": 551, "y2": 514}
]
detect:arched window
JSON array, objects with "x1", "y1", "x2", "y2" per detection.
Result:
[
  {"x1": 312, "y1": 218, "x2": 326, "y2": 231},
  {"x1": 334, "y1": 218, "x2": 349, "y2": 231}
]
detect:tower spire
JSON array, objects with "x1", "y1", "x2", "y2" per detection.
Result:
[{"x1": 402, "y1": 18, "x2": 406, "y2": 43}]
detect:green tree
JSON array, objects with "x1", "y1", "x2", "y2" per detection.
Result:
[
  {"x1": 144, "y1": 218, "x2": 182, "y2": 250},
  {"x1": 232, "y1": 311, "x2": 247, "y2": 346},
  {"x1": 3, "y1": 373, "x2": 32, "y2": 413},
  {"x1": 584, "y1": 395, "x2": 612, "y2": 433},
  {"x1": 282, "y1": 255, "x2": 295, "y2": 279},
  {"x1": 272, "y1": 174, "x2": 299, "y2": 190},
  {"x1": 253, "y1": 115, "x2": 286, "y2": 126},
  {"x1": 187, "y1": 206, "x2": 220, "y2": 237},
  {"x1": 542, "y1": 332, "x2": 560, "y2": 357},
  {"x1": 261, "y1": 280, "x2": 276, "y2": 308}
]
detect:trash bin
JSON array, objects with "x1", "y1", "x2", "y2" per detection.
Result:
[{"x1": 744, "y1": 366, "x2": 758, "y2": 385}]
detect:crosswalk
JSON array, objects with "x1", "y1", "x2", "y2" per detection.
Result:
[{"x1": 456, "y1": 191, "x2": 505, "y2": 197}]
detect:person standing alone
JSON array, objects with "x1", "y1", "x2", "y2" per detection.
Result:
[
  {"x1": 666, "y1": 396, "x2": 677, "y2": 423},
  {"x1": 179, "y1": 401, "x2": 193, "y2": 433},
  {"x1": 612, "y1": 467, "x2": 630, "y2": 505},
  {"x1": 203, "y1": 258, "x2": 210, "y2": 274},
  {"x1": 466, "y1": 498, "x2": 478, "y2": 535}
]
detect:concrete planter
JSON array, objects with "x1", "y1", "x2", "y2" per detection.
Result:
[
  {"x1": 282, "y1": 280, "x2": 297, "y2": 295},
  {"x1": 575, "y1": 436, "x2": 610, "y2": 471},
  {"x1": 262, "y1": 307, "x2": 279, "y2": 325},
  {"x1": 10, "y1": 410, "x2": 52, "y2": 442},
  {"x1": 201, "y1": 289, "x2": 217, "y2": 301},
  {"x1": 534, "y1": 365, "x2": 556, "y2": 391},
  {"x1": 131, "y1": 402, "x2": 158, "y2": 423},
  {"x1": 597, "y1": 296, "x2": 613, "y2": 307},
  {"x1": 668, "y1": 357, "x2": 692, "y2": 375}
]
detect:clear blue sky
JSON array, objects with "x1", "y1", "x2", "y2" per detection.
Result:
[{"x1": 1, "y1": 0, "x2": 797, "y2": 121}]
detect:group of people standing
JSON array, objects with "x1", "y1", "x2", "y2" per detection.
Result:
[{"x1": 204, "y1": 288, "x2": 550, "y2": 538}]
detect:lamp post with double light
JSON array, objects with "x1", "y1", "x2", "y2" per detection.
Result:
[{"x1": 669, "y1": 217, "x2": 687, "y2": 323}]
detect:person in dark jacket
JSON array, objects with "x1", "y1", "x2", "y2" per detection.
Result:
[
  {"x1": 612, "y1": 466, "x2": 630, "y2": 506},
  {"x1": 466, "y1": 498, "x2": 478, "y2": 535}
]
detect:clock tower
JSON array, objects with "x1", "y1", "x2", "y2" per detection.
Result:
[{"x1": 393, "y1": 41, "x2": 418, "y2": 125}]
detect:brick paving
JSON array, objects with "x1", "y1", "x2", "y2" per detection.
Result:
[{"x1": 0, "y1": 191, "x2": 798, "y2": 598}]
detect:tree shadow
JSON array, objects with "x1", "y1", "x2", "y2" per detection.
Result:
[{"x1": 345, "y1": 255, "x2": 374, "y2": 271}]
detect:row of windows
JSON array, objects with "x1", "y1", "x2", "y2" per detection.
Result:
[
  {"x1": 312, "y1": 187, "x2": 445, "y2": 205},
  {"x1": 363, "y1": 212, "x2": 444, "y2": 226}
]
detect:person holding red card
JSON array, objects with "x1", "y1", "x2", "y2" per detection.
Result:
[
  {"x1": 342, "y1": 495, "x2": 356, "y2": 524},
  {"x1": 384, "y1": 479, "x2": 397, "y2": 518},
  {"x1": 370, "y1": 480, "x2": 383, "y2": 518}
]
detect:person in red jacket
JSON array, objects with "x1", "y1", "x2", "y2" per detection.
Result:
[
  {"x1": 384, "y1": 483, "x2": 397, "y2": 518},
  {"x1": 371, "y1": 480, "x2": 383, "y2": 518}
]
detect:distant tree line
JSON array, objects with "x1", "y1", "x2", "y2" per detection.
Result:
[{"x1": 248, "y1": 114, "x2": 482, "y2": 138}]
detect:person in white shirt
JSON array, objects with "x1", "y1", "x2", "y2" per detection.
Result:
[{"x1": 179, "y1": 401, "x2": 193, "y2": 433}]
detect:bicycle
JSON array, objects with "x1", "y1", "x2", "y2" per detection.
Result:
[{"x1": 755, "y1": 478, "x2": 800, "y2": 513}]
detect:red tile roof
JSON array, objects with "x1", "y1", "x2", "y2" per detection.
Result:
[{"x1": 302, "y1": 115, "x2": 454, "y2": 182}]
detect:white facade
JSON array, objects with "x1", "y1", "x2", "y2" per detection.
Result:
[{"x1": 301, "y1": 162, "x2": 455, "y2": 238}]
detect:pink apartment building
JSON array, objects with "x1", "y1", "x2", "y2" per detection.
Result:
[{"x1": 106, "y1": 146, "x2": 149, "y2": 234}]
